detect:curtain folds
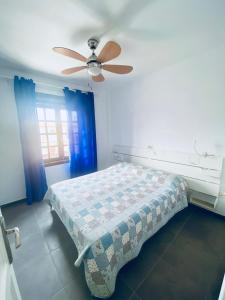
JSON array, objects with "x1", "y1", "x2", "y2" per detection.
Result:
[
  {"x1": 63, "y1": 88, "x2": 97, "y2": 178},
  {"x1": 14, "y1": 76, "x2": 47, "y2": 204}
]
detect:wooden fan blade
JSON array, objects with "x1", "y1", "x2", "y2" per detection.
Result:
[
  {"x1": 62, "y1": 66, "x2": 87, "y2": 75},
  {"x1": 92, "y1": 74, "x2": 105, "y2": 82},
  {"x1": 102, "y1": 64, "x2": 133, "y2": 74},
  {"x1": 53, "y1": 47, "x2": 87, "y2": 62},
  {"x1": 97, "y1": 41, "x2": 121, "y2": 63}
]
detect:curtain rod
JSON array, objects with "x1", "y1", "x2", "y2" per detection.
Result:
[{"x1": 0, "y1": 72, "x2": 92, "y2": 93}]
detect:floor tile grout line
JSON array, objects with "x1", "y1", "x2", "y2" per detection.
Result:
[
  {"x1": 48, "y1": 284, "x2": 66, "y2": 300},
  {"x1": 130, "y1": 290, "x2": 143, "y2": 300},
  {"x1": 33, "y1": 203, "x2": 88, "y2": 298},
  {"x1": 124, "y1": 212, "x2": 192, "y2": 299},
  {"x1": 32, "y1": 204, "x2": 54, "y2": 253},
  {"x1": 129, "y1": 212, "x2": 193, "y2": 298},
  {"x1": 32, "y1": 204, "x2": 66, "y2": 298},
  {"x1": 33, "y1": 204, "x2": 64, "y2": 254},
  {"x1": 116, "y1": 273, "x2": 140, "y2": 298}
]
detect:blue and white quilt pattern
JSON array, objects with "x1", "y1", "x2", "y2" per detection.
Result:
[{"x1": 44, "y1": 162, "x2": 188, "y2": 298}]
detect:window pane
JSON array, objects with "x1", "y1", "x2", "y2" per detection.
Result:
[
  {"x1": 47, "y1": 122, "x2": 56, "y2": 133},
  {"x1": 60, "y1": 109, "x2": 68, "y2": 121},
  {"x1": 62, "y1": 134, "x2": 68, "y2": 145},
  {"x1": 71, "y1": 111, "x2": 77, "y2": 122},
  {"x1": 48, "y1": 135, "x2": 58, "y2": 146},
  {"x1": 41, "y1": 148, "x2": 49, "y2": 159},
  {"x1": 37, "y1": 108, "x2": 44, "y2": 120},
  {"x1": 72, "y1": 122, "x2": 78, "y2": 133},
  {"x1": 39, "y1": 121, "x2": 46, "y2": 134},
  {"x1": 37, "y1": 105, "x2": 74, "y2": 163},
  {"x1": 64, "y1": 146, "x2": 69, "y2": 157},
  {"x1": 61, "y1": 122, "x2": 68, "y2": 133},
  {"x1": 45, "y1": 108, "x2": 55, "y2": 121},
  {"x1": 49, "y1": 147, "x2": 59, "y2": 159},
  {"x1": 40, "y1": 135, "x2": 48, "y2": 147}
]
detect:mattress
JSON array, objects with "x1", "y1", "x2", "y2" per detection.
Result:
[{"x1": 44, "y1": 162, "x2": 188, "y2": 298}]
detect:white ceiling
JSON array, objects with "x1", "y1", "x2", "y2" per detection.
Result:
[{"x1": 0, "y1": 0, "x2": 225, "y2": 85}]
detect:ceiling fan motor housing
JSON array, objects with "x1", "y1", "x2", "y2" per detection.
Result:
[{"x1": 88, "y1": 38, "x2": 99, "y2": 51}]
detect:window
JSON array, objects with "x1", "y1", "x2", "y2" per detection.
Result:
[{"x1": 37, "y1": 106, "x2": 72, "y2": 165}]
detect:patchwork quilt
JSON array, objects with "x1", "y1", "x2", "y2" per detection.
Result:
[{"x1": 44, "y1": 162, "x2": 188, "y2": 298}]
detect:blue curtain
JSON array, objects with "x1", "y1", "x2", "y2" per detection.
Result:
[
  {"x1": 63, "y1": 88, "x2": 97, "y2": 177},
  {"x1": 14, "y1": 76, "x2": 47, "y2": 204}
]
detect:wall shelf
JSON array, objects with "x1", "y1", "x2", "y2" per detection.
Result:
[{"x1": 189, "y1": 190, "x2": 218, "y2": 211}]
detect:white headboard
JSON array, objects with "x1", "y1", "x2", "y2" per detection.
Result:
[{"x1": 113, "y1": 144, "x2": 223, "y2": 197}]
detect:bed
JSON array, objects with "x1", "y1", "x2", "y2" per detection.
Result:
[{"x1": 44, "y1": 162, "x2": 188, "y2": 298}]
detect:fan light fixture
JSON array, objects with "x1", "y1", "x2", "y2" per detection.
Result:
[{"x1": 87, "y1": 61, "x2": 101, "y2": 76}]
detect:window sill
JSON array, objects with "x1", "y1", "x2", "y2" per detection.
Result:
[{"x1": 44, "y1": 159, "x2": 69, "y2": 167}]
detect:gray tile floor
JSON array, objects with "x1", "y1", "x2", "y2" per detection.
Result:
[{"x1": 2, "y1": 201, "x2": 225, "y2": 300}]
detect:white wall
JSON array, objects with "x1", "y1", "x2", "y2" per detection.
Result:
[
  {"x1": 109, "y1": 45, "x2": 225, "y2": 214},
  {"x1": 0, "y1": 78, "x2": 26, "y2": 204},
  {"x1": 45, "y1": 163, "x2": 70, "y2": 186},
  {"x1": 0, "y1": 76, "x2": 110, "y2": 206},
  {"x1": 110, "y1": 45, "x2": 225, "y2": 155},
  {"x1": 94, "y1": 87, "x2": 112, "y2": 170}
]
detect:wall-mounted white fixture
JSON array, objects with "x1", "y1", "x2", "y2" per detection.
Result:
[
  {"x1": 147, "y1": 145, "x2": 157, "y2": 156},
  {"x1": 193, "y1": 139, "x2": 215, "y2": 158}
]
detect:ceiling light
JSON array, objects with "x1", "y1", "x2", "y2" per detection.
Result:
[{"x1": 87, "y1": 61, "x2": 101, "y2": 76}]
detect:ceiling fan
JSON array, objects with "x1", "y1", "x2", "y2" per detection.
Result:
[{"x1": 53, "y1": 38, "x2": 133, "y2": 82}]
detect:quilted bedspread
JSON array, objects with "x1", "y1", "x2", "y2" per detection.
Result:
[{"x1": 44, "y1": 162, "x2": 188, "y2": 298}]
